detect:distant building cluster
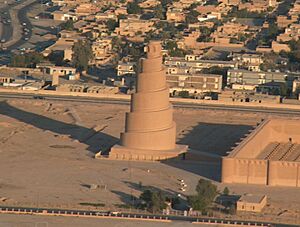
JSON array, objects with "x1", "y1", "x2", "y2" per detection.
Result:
[{"x1": 2, "y1": 0, "x2": 300, "y2": 103}]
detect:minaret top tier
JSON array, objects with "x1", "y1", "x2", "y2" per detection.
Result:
[
  {"x1": 137, "y1": 42, "x2": 166, "y2": 93},
  {"x1": 147, "y1": 41, "x2": 162, "y2": 59}
]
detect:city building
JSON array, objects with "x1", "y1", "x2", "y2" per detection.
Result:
[
  {"x1": 117, "y1": 62, "x2": 136, "y2": 77},
  {"x1": 165, "y1": 57, "x2": 237, "y2": 72},
  {"x1": 227, "y1": 69, "x2": 294, "y2": 94},
  {"x1": 231, "y1": 53, "x2": 263, "y2": 72},
  {"x1": 166, "y1": 73, "x2": 223, "y2": 94}
]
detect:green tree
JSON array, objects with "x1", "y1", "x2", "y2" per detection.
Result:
[
  {"x1": 160, "y1": 0, "x2": 172, "y2": 7},
  {"x1": 107, "y1": 19, "x2": 118, "y2": 31},
  {"x1": 223, "y1": 187, "x2": 230, "y2": 196},
  {"x1": 178, "y1": 90, "x2": 190, "y2": 98},
  {"x1": 165, "y1": 40, "x2": 177, "y2": 51},
  {"x1": 73, "y1": 40, "x2": 93, "y2": 71},
  {"x1": 164, "y1": 40, "x2": 189, "y2": 57},
  {"x1": 10, "y1": 55, "x2": 25, "y2": 67},
  {"x1": 112, "y1": 36, "x2": 122, "y2": 51},
  {"x1": 187, "y1": 179, "x2": 218, "y2": 212},
  {"x1": 185, "y1": 10, "x2": 199, "y2": 24},
  {"x1": 187, "y1": 194, "x2": 209, "y2": 212},
  {"x1": 197, "y1": 26, "x2": 213, "y2": 42},
  {"x1": 62, "y1": 19, "x2": 74, "y2": 31},
  {"x1": 127, "y1": 0, "x2": 142, "y2": 14},
  {"x1": 139, "y1": 189, "x2": 167, "y2": 212},
  {"x1": 10, "y1": 52, "x2": 43, "y2": 68},
  {"x1": 154, "y1": 4, "x2": 164, "y2": 19},
  {"x1": 267, "y1": 23, "x2": 279, "y2": 39},
  {"x1": 117, "y1": 14, "x2": 127, "y2": 20}
]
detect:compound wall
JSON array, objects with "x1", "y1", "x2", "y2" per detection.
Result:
[
  {"x1": 222, "y1": 119, "x2": 300, "y2": 187},
  {"x1": 222, "y1": 158, "x2": 300, "y2": 187}
]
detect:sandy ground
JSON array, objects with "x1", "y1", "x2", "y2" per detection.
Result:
[{"x1": 0, "y1": 99, "x2": 299, "y2": 225}]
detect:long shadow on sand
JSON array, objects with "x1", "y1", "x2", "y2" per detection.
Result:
[
  {"x1": 0, "y1": 101, "x2": 118, "y2": 153},
  {"x1": 163, "y1": 122, "x2": 254, "y2": 182}
]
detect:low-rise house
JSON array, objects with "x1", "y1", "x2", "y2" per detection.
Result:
[
  {"x1": 52, "y1": 11, "x2": 78, "y2": 21},
  {"x1": 78, "y1": 21, "x2": 109, "y2": 38},
  {"x1": 75, "y1": 3, "x2": 100, "y2": 16},
  {"x1": 238, "y1": 0, "x2": 277, "y2": 12},
  {"x1": 91, "y1": 38, "x2": 116, "y2": 66},
  {"x1": 173, "y1": 0, "x2": 203, "y2": 9},
  {"x1": 57, "y1": 81, "x2": 119, "y2": 94},
  {"x1": 166, "y1": 8, "x2": 186, "y2": 23},
  {"x1": 277, "y1": 15, "x2": 298, "y2": 29},
  {"x1": 87, "y1": 85, "x2": 119, "y2": 94},
  {"x1": 139, "y1": 0, "x2": 160, "y2": 8},
  {"x1": 114, "y1": 7, "x2": 128, "y2": 16},
  {"x1": 219, "y1": 89, "x2": 281, "y2": 103},
  {"x1": 37, "y1": 64, "x2": 77, "y2": 76},
  {"x1": 276, "y1": 23, "x2": 300, "y2": 42},
  {"x1": 197, "y1": 3, "x2": 231, "y2": 15},
  {"x1": 57, "y1": 83, "x2": 86, "y2": 92},
  {"x1": 271, "y1": 41, "x2": 290, "y2": 53},
  {"x1": 95, "y1": 11, "x2": 118, "y2": 21},
  {"x1": 0, "y1": 74, "x2": 46, "y2": 91},
  {"x1": 218, "y1": 0, "x2": 240, "y2": 5},
  {"x1": 116, "y1": 18, "x2": 155, "y2": 37},
  {"x1": 117, "y1": 62, "x2": 136, "y2": 76},
  {"x1": 42, "y1": 30, "x2": 84, "y2": 57},
  {"x1": 211, "y1": 22, "x2": 249, "y2": 41},
  {"x1": 51, "y1": 0, "x2": 90, "y2": 6},
  {"x1": 198, "y1": 12, "x2": 221, "y2": 22},
  {"x1": 237, "y1": 195, "x2": 267, "y2": 213}
]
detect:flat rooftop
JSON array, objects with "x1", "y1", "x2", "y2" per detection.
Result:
[{"x1": 238, "y1": 194, "x2": 266, "y2": 204}]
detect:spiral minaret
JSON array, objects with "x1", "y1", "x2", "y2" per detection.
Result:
[{"x1": 109, "y1": 41, "x2": 187, "y2": 161}]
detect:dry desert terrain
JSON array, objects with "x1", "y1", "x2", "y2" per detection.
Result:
[{"x1": 0, "y1": 99, "x2": 299, "y2": 225}]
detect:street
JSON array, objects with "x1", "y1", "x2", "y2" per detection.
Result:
[{"x1": 0, "y1": 92, "x2": 300, "y2": 116}]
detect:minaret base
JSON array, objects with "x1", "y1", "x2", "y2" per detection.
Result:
[{"x1": 107, "y1": 144, "x2": 188, "y2": 161}]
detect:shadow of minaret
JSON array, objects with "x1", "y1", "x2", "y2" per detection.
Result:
[
  {"x1": 162, "y1": 122, "x2": 254, "y2": 182},
  {"x1": 0, "y1": 101, "x2": 118, "y2": 153}
]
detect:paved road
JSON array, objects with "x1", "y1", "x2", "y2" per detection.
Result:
[
  {"x1": 7, "y1": 0, "x2": 38, "y2": 50},
  {"x1": 0, "y1": 0, "x2": 38, "y2": 64},
  {"x1": 0, "y1": 0, "x2": 39, "y2": 65},
  {"x1": 1, "y1": 206, "x2": 297, "y2": 227},
  {"x1": 1, "y1": 92, "x2": 300, "y2": 116},
  {"x1": 0, "y1": 1, "x2": 16, "y2": 43}
]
